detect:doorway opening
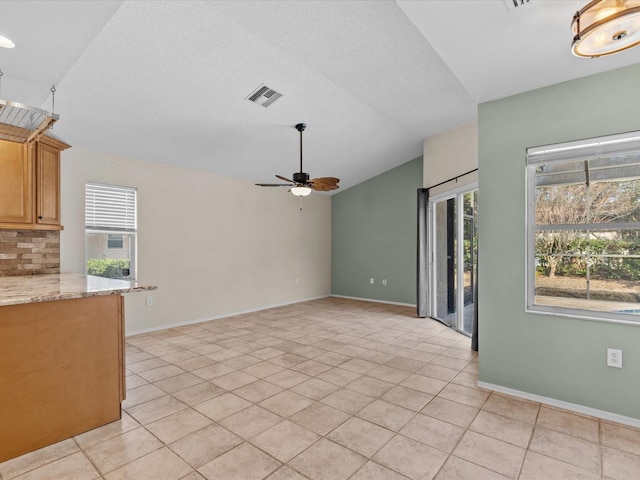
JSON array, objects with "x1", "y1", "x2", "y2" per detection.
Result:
[{"x1": 429, "y1": 186, "x2": 478, "y2": 335}]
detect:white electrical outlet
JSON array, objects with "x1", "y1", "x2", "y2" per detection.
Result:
[
  {"x1": 382, "y1": 279, "x2": 388, "y2": 286},
  {"x1": 370, "y1": 278, "x2": 374, "y2": 284},
  {"x1": 607, "y1": 348, "x2": 622, "y2": 368},
  {"x1": 146, "y1": 296, "x2": 153, "y2": 307}
]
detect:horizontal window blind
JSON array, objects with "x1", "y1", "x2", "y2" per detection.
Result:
[
  {"x1": 528, "y1": 131, "x2": 640, "y2": 188},
  {"x1": 85, "y1": 183, "x2": 137, "y2": 231},
  {"x1": 527, "y1": 130, "x2": 640, "y2": 165}
]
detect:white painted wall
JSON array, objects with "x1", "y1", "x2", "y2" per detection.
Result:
[
  {"x1": 60, "y1": 148, "x2": 332, "y2": 335},
  {"x1": 423, "y1": 122, "x2": 477, "y2": 195}
]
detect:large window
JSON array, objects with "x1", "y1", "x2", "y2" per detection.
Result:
[
  {"x1": 526, "y1": 131, "x2": 640, "y2": 323},
  {"x1": 85, "y1": 182, "x2": 137, "y2": 280}
]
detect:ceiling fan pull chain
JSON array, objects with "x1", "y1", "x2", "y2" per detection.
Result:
[
  {"x1": 299, "y1": 196, "x2": 303, "y2": 211},
  {"x1": 50, "y1": 84, "x2": 56, "y2": 114}
]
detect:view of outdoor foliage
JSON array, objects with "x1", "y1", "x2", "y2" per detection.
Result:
[
  {"x1": 87, "y1": 258, "x2": 131, "y2": 279},
  {"x1": 535, "y1": 178, "x2": 640, "y2": 305}
]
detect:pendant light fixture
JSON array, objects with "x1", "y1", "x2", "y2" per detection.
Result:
[{"x1": 572, "y1": 0, "x2": 640, "y2": 57}]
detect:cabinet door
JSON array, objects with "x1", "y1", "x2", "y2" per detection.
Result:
[
  {"x1": 0, "y1": 141, "x2": 32, "y2": 224},
  {"x1": 36, "y1": 142, "x2": 60, "y2": 225}
]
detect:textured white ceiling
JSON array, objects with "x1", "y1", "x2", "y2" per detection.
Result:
[
  {"x1": 211, "y1": 0, "x2": 476, "y2": 138},
  {"x1": 0, "y1": 1, "x2": 122, "y2": 107},
  {"x1": 397, "y1": 0, "x2": 640, "y2": 103},
  {"x1": 0, "y1": 0, "x2": 638, "y2": 191}
]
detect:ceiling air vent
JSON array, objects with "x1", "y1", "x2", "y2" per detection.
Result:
[
  {"x1": 246, "y1": 84, "x2": 282, "y2": 108},
  {"x1": 504, "y1": 0, "x2": 531, "y2": 12}
]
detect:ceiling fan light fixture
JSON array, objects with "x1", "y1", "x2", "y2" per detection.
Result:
[
  {"x1": 255, "y1": 122, "x2": 339, "y2": 195},
  {"x1": 291, "y1": 186, "x2": 312, "y2": 197},
  {"x1": 572, "y1": 0, "x2": 640, "y2": 57}
]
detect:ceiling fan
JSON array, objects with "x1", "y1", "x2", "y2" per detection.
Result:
[{"x1": 256, "y1": 123, "x2": 340, "y2": 196}]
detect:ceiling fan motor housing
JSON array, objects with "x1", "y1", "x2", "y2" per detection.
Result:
[{"x1": 293, "y1": 172, "x2": 310, "y2": 184}]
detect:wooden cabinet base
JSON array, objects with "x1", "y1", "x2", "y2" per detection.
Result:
[{"x1": 0, "y1": 295, "x2": 124, "y2": 462}]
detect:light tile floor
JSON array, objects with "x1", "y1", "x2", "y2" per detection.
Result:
[{"x1": 1, "y1": 297, "x2": 639, "y2": 480}]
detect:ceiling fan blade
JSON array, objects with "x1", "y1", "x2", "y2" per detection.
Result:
[
  {"x1": 309, "y1": 177, "x2": 340, "y2": 191},
  {"x1": 311, "y1": 184, "x2": 340, "y2": 191},
  {"x1": 276, "y1": 174, "x2": 295, "y2": 183},
  {"x1": 255, "y1": 183, "x2": 294, "y2": 187},
  {"x1": 309, "y1": 177, "x2": 340, "y2": 186}
]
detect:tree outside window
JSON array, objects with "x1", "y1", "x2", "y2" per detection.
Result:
[{"x1": 527, "y1": 133, "x2": 640, "y2": 321}]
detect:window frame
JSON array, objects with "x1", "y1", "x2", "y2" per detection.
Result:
[
  {"x1": 525, "y1": 131, "x2": 640, "y2": 326},
  {"x1": 85, "y1": 182, "x2": 138, "y2": 280}
]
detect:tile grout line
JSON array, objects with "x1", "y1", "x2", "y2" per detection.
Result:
[
  {"x1": 599, "y1": 419, "x2": 604, "y2": 479},
  {"x1": 71, "y1": 437, "x2": 103, "y2": 480},
  {"x1": 515, "y1": 398, "x2": 542, "y2": 480},
  {"x1": 430, "y1": 390, "x2": 502, "y2": 480}
]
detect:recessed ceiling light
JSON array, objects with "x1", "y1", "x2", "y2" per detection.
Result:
[{"x1": 0, "y1": 35, "x2": 15, "y2": 49}]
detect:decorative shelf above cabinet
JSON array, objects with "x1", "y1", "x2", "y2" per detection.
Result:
[
  {"x1": 0, "y1": 136, "x2": 70, "y2": 230},
  {"x1": 0, "y1": 98, "x2": 58, "y2": 144}
]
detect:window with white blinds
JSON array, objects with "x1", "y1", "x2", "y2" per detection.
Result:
[
  {"x1": 85, "y1": 183, "x2": 137, "y2": 231},
  {"x1": 85, "y1": 182, "x2": 137, "y2": 280}
]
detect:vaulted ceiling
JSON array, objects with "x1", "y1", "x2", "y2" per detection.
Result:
[{"x1": 1, "y1": 1, "x2": 638, "y2": 190}]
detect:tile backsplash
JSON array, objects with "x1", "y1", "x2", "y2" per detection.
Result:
[{"x1": 0, "y1": 230, "x2": 60, "y2": 276}]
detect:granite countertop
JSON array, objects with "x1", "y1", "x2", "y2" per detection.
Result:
[{"x1": 0, "y1": 273, "x2": 157, "y2": 307}]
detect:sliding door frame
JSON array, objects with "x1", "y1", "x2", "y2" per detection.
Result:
[{"x1": 428, "y1": 182, "x2": 478, "y2": 335}]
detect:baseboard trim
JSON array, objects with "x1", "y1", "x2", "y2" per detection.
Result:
[
  {"x1": 331, "y1": 294, "x2": 416, "y2": 308},
  {"x1": 125, "y1": 295, "x2": 331, "y2": 337},
  {"x1": 478, "y1": 381, "x2": 640, "y2": 428}
]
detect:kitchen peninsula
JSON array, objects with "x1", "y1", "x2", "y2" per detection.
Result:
[{"x1": 0, "y1": 273, "x2": 156, "y2": 462}]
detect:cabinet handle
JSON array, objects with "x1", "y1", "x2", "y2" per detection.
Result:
[{"x1": 38, "y1": 216, "x2": 43, "y2": 220}]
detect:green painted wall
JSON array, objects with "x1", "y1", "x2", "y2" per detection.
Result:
[
  {"x1": 332, "y1": 157, "x2": 423, "y2": 305},
  {"x1": 479, "y1": 64, "x2": 640, "y2": 420}
]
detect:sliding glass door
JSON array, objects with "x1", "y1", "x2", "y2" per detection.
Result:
[{"x1": 429, "y1": 187, "x2": 478, "y2": 335}]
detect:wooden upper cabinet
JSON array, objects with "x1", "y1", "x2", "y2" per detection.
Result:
[
  {"x1": 0, "y1": 136, "x2": 70, "y2": 230},
  {"x1": 0, "y1": 141, "x2": 32, "y2": 224},
  {"x1": 36, "y1": 142, "x2": 61, "y2": 225}
]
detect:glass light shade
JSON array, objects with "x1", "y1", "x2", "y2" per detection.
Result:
[
  {"x1": 0, "y1": 35, "x2": 15, "y2": 48},
  {"x1": 572, "y1": 1, "x2": 640, "y2": 57},
  {"x1": 291, "y1": 186, "x2": 312, "y2": 196}
]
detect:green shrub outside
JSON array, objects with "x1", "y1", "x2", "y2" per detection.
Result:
[
  {"x1": 87, "y1": 258, "x2": 130, "y2": 279},
  {"x1": 536, "y1": 237, "x2": 640, "y2": 281}
]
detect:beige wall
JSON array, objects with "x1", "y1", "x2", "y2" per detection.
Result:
[
  {"x1": 423, "y1": 122, "x2": 477, "y2": 195},
  {"x1": 60, "y1": 148, "x2": 332, "y2": 335}
]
